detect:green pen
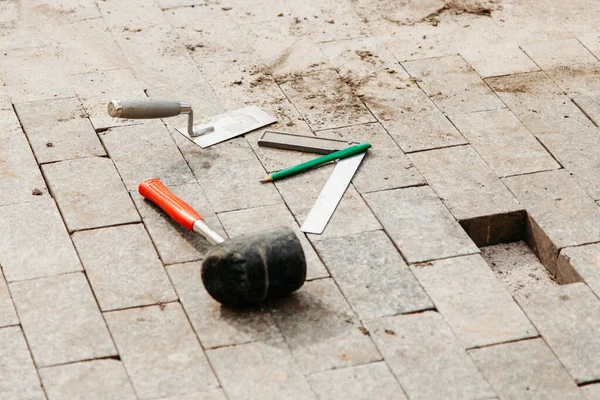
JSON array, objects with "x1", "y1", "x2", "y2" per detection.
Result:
[{"x1": 261, "y1": 142, "x2": 371, "y2": 183}]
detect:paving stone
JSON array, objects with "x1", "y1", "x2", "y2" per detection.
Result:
[
  {"x1": 366, "y1": 311, "x2": 495, "y2": 400},
  {"x1": 270, "y1": 278, "x2": 381, "y2": 374},
  {"x1": 39, "y1": 359, "x2": 137, "y2": 400},
  {"x1": 206, "y1": 338, "x2": 316, "y2": 400},
  {"x1": 104, "y1": 303, "x2": 219, "y2": 399},
  {"x1": 20, "y1": 0, "x2": 100, "y2": 21},
  {"x1": 582, "y1": 384, "x2": 600, "y2": 400},
  {"x1": 538, "y1": 131, "x2": 600, "y2": 200},
  {"x1": 313, "y1": 231, "x2": 433, "y2": 319},
  {"x1": 450, "y1": 109, "x2": 560, "y2": 177},
  {"x1": 278, "y1": 69, "x2": 376, "y2": 131},
  {"x1": 410, "y1": 145, "x2": 525, "y2": 246},
  {"x1": 10, "y1": 273, "x2": 117, "y2": 367},
  {"x1": 101, "y1": 120, "x2": 196, "y2": 190},
  {"x1": 132, "y1": 183, "x2": 226, "y2": 265},
  {"x1": 412, "y1": 254, "x2": 537, "y2": 348},
  {"x1": 503, "y1": 169, "x2": 600, "y2": 274},
  {"x1": 157, "y1": 390, "x2": 228, "y2": 400},
  {"x1": 73, "y1": 224, "x2": 177, "y2": 311},
  {"x1": 0, "y1": 198, "x2": 82, "y2": 282},
  {"x1": 14, "y1": 97, "x2": 106, "y2": 163},
  {"x1": 70, "y1": 69, "x2": 147, "y2": 130},
  {"x1": 517, "y1": 282, "x2": 600, "y2": 384},
  {"x1": 320, "y1": 123, "x2": 424, "y2": 193},
  {"x1": 0, "y1": 271, "x2": 18, "y2": 328},
  {"x1": 487, "y1": 72, "x2": 596, "y2": 136},
  {"x1": 42, "y1": 157, "x2": 140, "y2": 232},
  {"x1": 402, "y1": 55, "x2": 505, "y2": 115},
  {"x1": 460, "y1": 38, "x2": 540, "y2": 79},
  {"x1": 98, "y1": 0, "x2": 166, "y2": 30},
  {"x1": 469, "y1": 338, "x2": 583, "y2": 400},
  {"x1": 307, "y1": 361, "x2": 407, "y2": 400},
  {"x1": 0, "y1": 327, "x2": 45, "y2": 400},
  {"x1": 217, "y1": 203, "x2": 328, "y2": 280},
  {"x1": 0, "y1": 110, "x2": 48, "y2": 206},
  {"x1": 364, "y1": 186, "x2": 479, "y2": 263},
  {"x1": 166, "y1": 262, "x2": 280, "y2": 349},
  {"x1": 558, "y1": 243, "x2": 600, "y2": 295}
]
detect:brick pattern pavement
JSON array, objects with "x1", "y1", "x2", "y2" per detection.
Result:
[{"x1": 2, "y1": 0, "x2": 600, "y2": 398}]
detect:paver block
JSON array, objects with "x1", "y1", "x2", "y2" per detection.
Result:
[
  {"x1": 410, "y1": 145, "x2": 525, "y2": 246},
  {"x1": 517, "y1": 282, "x2": 600, "y2": 384},
  {"x1": 0, "y1": 198, "x2": 82, "y2": 282},
  {"x1": 459, "y1": 37, "x2": 539, "y2": 78},
  {"x1": 320, "y1": 123, "x2": 424, "y2": 193},
  {"x1": 503, "y1": 169, "x2": 600, "y2": 274},
  {"x1": 104, "y1": 303, "x2": 218, "y2": 399},
  {"x1": 487, "y1": 72, "x2": 595, "y2": 136},
  {"x1": 366, "y1": 311, "x2": 495, "y2": 400},
  {"x1": 278, "y1": 69, "x2": 375, "y2": 131},
  {"x1": 364, "y1": 186, "x2": 479, "y2": 263},
  {"x1": 412, "y1": 254, "x2": 537, "y2": 348},
  {"x1": 0, "y1": 271, "x2": 17, "y2": 328},
  {"x1": 73, "y1": 224, "x2": 177, "y2": 311},
  {"x1": 10, "y1": 273, "x2": 117, "y2": 367},
  {"x1": 469, "y1": 338, "x2": 583, "y2": 400},
  {"x1": 402, "y1": 55, "x2": 505, "y2": 115},
  {"x1": 0, "y1": 110, "x2": 48, "y2": 206},
  {"x1": 217, "y1": 203, "x2": 328, "y2": 280},
  {"x1": 42, "y1": 157, "x2": 140, "y2": 232},
  {"x1": 166, "y1": 262, "x2": 280, "y2": 349},
  {"x1": 156, "y1": 391, "x2": 228, "y2": 400},
  {"x1": 0, "y1": 327, "x2": 45, "y2": 400},
  {"x1": 308, "y1": 361, "x2": 407, "y2": 400},
  {"x1": 270, "y1": 278, "x2": 381, "y2": 374},
  {"x1": 582, "y1": 384, "x2": 600, "y2": 400},
  {"x1": 98, "y1": 0, "x2": 166, "y2": 31},
  {"x1": 15, "y1": 97, "x2": 106, "y2": 163},
  {"x1": 313, "y1": 230, "x2": 433, "y2": 319},
  {"x1": 558, "y1": 243, "x2": 600, "y2": 295},
  {"x1": 450, "y1": 109, "x2": 559, "y2": 177},
  {"x1": 206, "y1": 338, "x2": 316, "y2": 400},
  {"x1": 132, "y1": 183, "x2": 226, "y2": 265},
  {"x1": 101, "y1": 120, "x2": 196, "y2": 190},
  {"x1": 39, "y1": 359, "x2": 137, "y2": 400}
]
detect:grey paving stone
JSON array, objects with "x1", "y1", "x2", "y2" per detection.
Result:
[
  {"x1": 402, "y1": 55, "x2": 505, "y2": 115},
  {"x1": 582, "y1": 384, "x2": 600, "y2": 400},
  {"x1": 469, "y1": 338, "x2": 583, "y2": 400},
  {"x1": 0, "y1": 198, "x2": 82, "y2": 282},
  {"x1": 72, "y1": 224, "x2": 177, "y2": 311},
  {"x1": 157, "y1": 391, "x2": 228, "y2": 400},
  {"x1": 42, "y1": 157, "x2": 140, "y2": 232},
  {"x1": 366, "y1": 311, "x2": 495, "y2": 400},
  {"x1": 15, "y1": 97, "x2": 105, "y2": 163},
  {"x1": 539, "y1": 131, "x2": 600, "y2": 201},
  {"x1": 0, "y1": 109, "x2": 48, "y2": 206},
  {"x1": 449, "y1": 109, "x2": 560, "y2": 177},
  {"x1": 0, "y1": 327, "x2": 45, "y2": 400},
  {"x1": 487, "y1": 72, "x2": 596, "y2": 136},
  {"x1": 104, "y1": 303, "x2": 218, "y2": 399},
  {"x1": 39, "y1": 359, "x2": 137, "y2": 400},
  {"x1": 0, "y1": 271, "x2": 17, "y2": 328},
  {"x1": 132, "y1": 183, "x2": 226, "y2": 265},
  {"x1": 503, "y1": 170, "x2": 600, "y2": 274},
  {"x1": 217, "y1": 203, "x2": 328, "y2": 280},
  {"x1": 307, "y1": 361, "x2": 407, "y2": 400},
  {"x1": 206, "y1": 338, "x2": 316, "y2": 400},
  {"x1": 410, "y1": 145, "x2": 525, "y2": 246},
  {"x1": 319, "y1": 123, "x2": 424, "y2": 193},
  {"x1": 364, "y1": 186, "x2": 479, "y2": 263},
  {"x1": 10, "y1": 273, "x2": 117, "y2": 367},
  {"x1": 101, "y1": 120, "x2": 196, "y2": 190},
  {"x1": 411, "y1": 254, "x2": 537, "y2": 348},
  {"x1": 517, "y1": 282, "x2": 600, "y2": 384},
  {"x1": 313, "y1": 230, "x2": 433, "y2": 319},
  {"x1": 270, "y1": 278, "x2": 381, "y2": 374},
  {"x1": 178, "y1": 137, "x2": 281, "y2": 213},
  {"x1": 558, "y1": 243, "x2": 600, "y2": 296},
  {"x1": 166, "y1": 262, "x2": 280, "y2": 349},
  {"x1": 278, "y1": 69, "x2": 376, "y2": 131}
]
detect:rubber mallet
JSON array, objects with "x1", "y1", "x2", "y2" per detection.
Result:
[{"x1": 138, "y1": 178, "x2": 307, "y2": 307}]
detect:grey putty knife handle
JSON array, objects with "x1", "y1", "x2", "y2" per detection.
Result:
[{"x1": 107, "y1": 99, "x2": 191, "y2": 119}]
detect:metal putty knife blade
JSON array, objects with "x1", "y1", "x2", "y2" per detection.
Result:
[
  {"x1": 177, "y1": 106, "x2": 277, "y2": 148},
  {"x1": 300, "y1": 152, "x2": 366, "y2": 234}
]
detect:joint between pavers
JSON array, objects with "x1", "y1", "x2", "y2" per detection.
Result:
[{"x1": 465, "y1": 335, "x2": 541, "y2": 352}]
